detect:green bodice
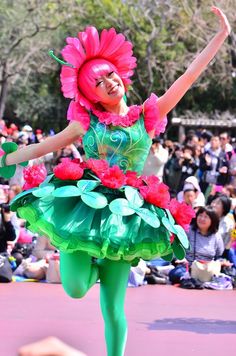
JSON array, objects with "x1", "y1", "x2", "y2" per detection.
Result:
[{"x1": 82, "y1": 114, "x2": 152, "y2": 174}]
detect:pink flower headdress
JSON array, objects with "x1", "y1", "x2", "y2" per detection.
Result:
[{"x1": 50, "y1": 26, "x2": 137, "y2": 114}]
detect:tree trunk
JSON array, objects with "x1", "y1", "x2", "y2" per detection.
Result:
[
  {"x1": 0, "y1": 79, "x2": 8, "y2": 119},
  {"x1": 0, "y1": 64, "x2": 8, "y2": 119}
]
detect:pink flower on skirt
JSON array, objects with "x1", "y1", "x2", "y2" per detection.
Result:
[{"x1": 23, "y1": 164, "x2": 47, "y2": 190}]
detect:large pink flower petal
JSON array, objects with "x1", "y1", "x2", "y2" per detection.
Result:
[
  {"x1": 99, "y1": 29, "x2": 125, "y2": 57},
  {"x1": 78, "y1": 27, "x2": 100, "y2": 58},
  {"x1": 66, "y1": 37, "x2": 86, "y2": 61},
  {"x1": 61, "y1": 45, "x2": 84, "y2": 68}
]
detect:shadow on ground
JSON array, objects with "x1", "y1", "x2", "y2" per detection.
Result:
[{"x1": 142, "y1": 318, "x2": 236, "y2": 334}]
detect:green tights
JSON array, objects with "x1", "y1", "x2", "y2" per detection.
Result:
[{"x1": 60, "y1": 251, "x2": 131, "y2": 356}]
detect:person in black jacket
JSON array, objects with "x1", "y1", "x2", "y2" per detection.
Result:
[
  {"x1": 199, "y1": 136, "x2": 230, "y2": 193},
  {"x1": 0, "y1": 203, "x2": 17, "y2": 254}
]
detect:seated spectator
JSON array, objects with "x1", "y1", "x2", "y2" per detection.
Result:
[
  {"x1": 32, "y1": 235, "x2": 55, "y2": 260},
  {"x1": 128, "y1": 259, "x2": 148, "y2": 287},
  {"x1": 227, "y1": 207, "x2": 236, "y2": 267},
  {"x1": 221, "y1": 184, "x2": 236, "y2": 209},
  {"x1": 169, "y1": 206, "x2": 224, "y2": 287},
  {"x1": 210, "y1": 194, "x2": 234, "y2": 249},
  {"x1": 13, "y1": 236, "x2": 60, "y2": 283},
  {"x1": 186, "y1": 206, "x2": 224, "y2": 264},
  {"x1": 177, "y1": 176, "x2": 205, "y2": 209}
]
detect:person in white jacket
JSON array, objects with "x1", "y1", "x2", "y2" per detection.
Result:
[{"x1": 142, "y1": 137, "x2": 169, "y2": 181}]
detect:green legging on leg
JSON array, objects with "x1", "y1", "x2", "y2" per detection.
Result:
[{"x1": 60, "y1": 251, "x2": 131, "y2": 356}]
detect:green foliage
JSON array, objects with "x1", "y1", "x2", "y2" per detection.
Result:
[{"x1": 1, "y1": 0, "x2": 235, "y2": 130}]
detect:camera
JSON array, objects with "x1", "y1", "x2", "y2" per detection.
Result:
[{"x1": 0, "y1": 203, "x2": 10, "y2": 213}]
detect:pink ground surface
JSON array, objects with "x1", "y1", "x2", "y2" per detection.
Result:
[{"x1": 0, "y1": 283, "x2": 235, "y2": 356}]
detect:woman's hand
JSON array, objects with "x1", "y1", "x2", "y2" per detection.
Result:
[
  {"x1": 211, "y1": 6, "x2": 231, "y2": 36},
  {"x1": 152, "y1": 6, "x2": 231, "y2": 120}
]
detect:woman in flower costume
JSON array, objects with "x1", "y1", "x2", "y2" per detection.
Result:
[{"x1": 0, "y1": 7, "x2": 231, "y2": 356}]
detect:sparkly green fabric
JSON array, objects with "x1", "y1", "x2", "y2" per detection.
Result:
[{"x1": 83, "y1": 115, "x2": 152, "y2": 174}]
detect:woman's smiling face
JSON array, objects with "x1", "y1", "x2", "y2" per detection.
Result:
[
  {"x1": 78, "y1": 59, "x2": 125, "y2": 105},
  {"x1": 93, "y1": 71, "x2": 125, "y2": 105},
  {"x1": 197, "y1": 211, "x2": 212, "y2": 234}
]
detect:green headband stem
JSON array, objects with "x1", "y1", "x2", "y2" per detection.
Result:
[{"x1": 48, "y1": 50, "x2": 75, "y2": 68}]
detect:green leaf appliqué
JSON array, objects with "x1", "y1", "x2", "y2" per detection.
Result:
[
  {"x1": 81, "y1": 191, "x2": 108, "y2": 209},
  {"x1": 33, "y1": 184, "x2": 55, "y2": 198}
]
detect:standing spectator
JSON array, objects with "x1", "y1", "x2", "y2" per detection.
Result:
[
  {"x1": 176, "y1": 144, "x2": 198, "y2": 191},
  {"x1": 0, "y1": 188, "x2": 19, "y2": 255},
  {"x1": 200, "y1": 130, "x2": 213, "y2": 152},
  {"x1": 55, "y1": 144, "x2": 83, "y2": 165},
  {"x1": 219, "y1": 132, "x2": 233, "y2": 153},
  {"x1": 225, "y1": 147, "x2": 236, "y2": 187},
  {"x1": 142, "y1": 137, "x2": 169, "y2": 182},
  {"x1": 199, "y1": 136, "x2": 229, "y2": 193},
  {"x1": 194, "y1": 144, "x2": 204, "y2": 181},
  {"x1": 163, "y1": 143, "x2": 183, "y2": 192},
  {"x1": 184, "y1": 130, "x2": 199, "y2": 146}
]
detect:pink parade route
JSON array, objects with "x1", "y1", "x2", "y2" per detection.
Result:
[{"x1": 0, "y1": 282, "x2": 235, "y2": 356}]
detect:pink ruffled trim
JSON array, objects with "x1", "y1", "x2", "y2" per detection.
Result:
[
  {"x1": 67, "y1": 100, "x2": 90, "y2": 131},
  {"x1": 92, "y1": 105, "x2": 142, "y2": 127},
  {"x1": 143, "y1": 93, "x2": 167, "y2": 136}
]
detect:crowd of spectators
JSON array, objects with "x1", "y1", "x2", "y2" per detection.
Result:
[{"x1": 0, "y1": 118, "x2": 236, "y2": 290}]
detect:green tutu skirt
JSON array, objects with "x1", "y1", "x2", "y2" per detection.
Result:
[{"x1": 10, "y1": 173, "x2": 189, "y2": 264}]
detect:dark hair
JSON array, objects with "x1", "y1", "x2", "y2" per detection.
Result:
[
  {"x1": 201, "y1": 131, "x2": 213, "y2": 141},
  {"x1": 211, "y1": 194, "x2": 231, "y2": 217},
  {"x1": 220, "y1": 131, "x2": 230, "y2": 139},
  {"x1": 183, "y1": 188, "x2": 197, "y2": 194},
  {"x1": 192, "y1": 206, "x2": 219, "y2": 235},
  {"x1": 152, "y1": 137, "x2": 161, "y2": 144},
  {"x1": 183, "y1": 144, "x2": 195, "y2": 156}
]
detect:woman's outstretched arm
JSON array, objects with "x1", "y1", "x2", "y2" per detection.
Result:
[
  {"x1": 5, "y1": 121, "x2": 84, "y2": 166},
  {"x1": 158, "y1": 6, "x2": 231, "y2": 119}
]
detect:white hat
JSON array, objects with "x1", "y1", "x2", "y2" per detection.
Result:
[
  {"x1": 22, "y1": 125, "x2": 33, "y2": 132},
  {"x1": 184, "y1": 176, "x2": 201, "y2": 192}
]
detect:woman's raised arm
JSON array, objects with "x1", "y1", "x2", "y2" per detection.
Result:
[
  {"x1": 158, "y1": 6, "x2": 231, "y2": 119},
  {"x1": 5, "y1": 121, "x2": 84, "y2": 166}
]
